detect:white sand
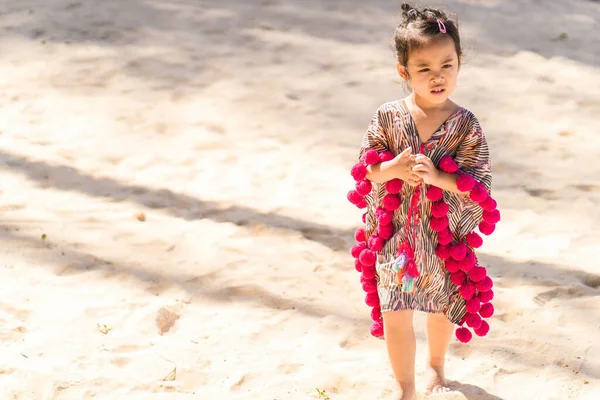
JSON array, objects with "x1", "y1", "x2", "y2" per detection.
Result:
[{"x1": 0, "y1": 0, "x2": 599, "y2": 399}]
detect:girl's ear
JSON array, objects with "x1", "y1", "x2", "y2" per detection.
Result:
[{"x1": 396, "y1": 62, "x2": 409, "y2": 81}]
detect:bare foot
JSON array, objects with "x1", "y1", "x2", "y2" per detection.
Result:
[{"x1": 424, "y1": 366, "x2": 451, "y2": 395}]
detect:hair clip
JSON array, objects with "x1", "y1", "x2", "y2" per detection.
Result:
[
  {"x1": 408, "y1": 9, "x2": 418, "y2": 17},
  {"x1": 437, "y1": 18, "x2": 447, "y2": 33}
]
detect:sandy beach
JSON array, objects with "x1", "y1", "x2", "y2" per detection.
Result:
[{"x1": 0, "y1": 0, "x2": 599, "y2": 399}]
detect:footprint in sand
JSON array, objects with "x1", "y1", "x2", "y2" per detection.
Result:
[
  {"x1": 229, "y1": 372, "x2": 257, "y2": 392},
  {"x1": 65, "y1": 2, "x2": 82, "y2": 11},
  {"x1": 42, "y1": 381, "x2": 83, "y2": 400},
  {"x1": 0, "y1": 367, "x2": 16, "y2": 375},
  {"x1": 533, "y1": 285, "x2": 597, "y2": 306},
  {"x1": 111, "y1": 344, "x2": 145, "y2": 353},
  {"x1": 573, "y1": 183, "x2": 600, "y2": 193},
  {"x1": 156, "y1": 306, "x2": 180, "y2": 335},
  {"x1": 576, "y1": 271, "x2": 600, "y2": 289},
  {"x1": 495, "y1": 308, "x2": 523, "y2": 323},
  {"x1": 0, "y1": 302, "x2": 31, "y2": 341}
]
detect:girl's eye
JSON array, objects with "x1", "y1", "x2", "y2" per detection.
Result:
[
  {"x1": 419, "y1": 68, "x2": 429, "y2": 73},
  {"x1": 443, "y1": 64, "x2": 452, "y2": 68}
]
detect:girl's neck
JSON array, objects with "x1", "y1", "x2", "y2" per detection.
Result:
[{"x1": 408, "y1": 93, "x2": 454, "y2": 113}]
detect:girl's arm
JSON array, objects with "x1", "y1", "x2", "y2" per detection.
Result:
[
  {"x1": 430, "y1": 171, "x2": 465, "y2": 194},
  {"x1": 413, "y1": 119, "x2": 491, "y2": 194},
  {"x1": 412, "y1": 155, "x2": 474, "y2": 194}
]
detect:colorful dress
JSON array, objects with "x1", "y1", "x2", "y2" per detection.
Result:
[{"x1": 359, "y1": 99, "x2": 492, "y2": 324}]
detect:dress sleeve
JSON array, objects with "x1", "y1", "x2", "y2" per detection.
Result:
[
  {"x1": 454, "y1": 117, "x2": 492, "y2": 193},
  {"x1": 358, "y1": 106, "x2": 391, "y2": 241},
  {"x1": 449, "y1": 117, "x2": 492, "y2": 239},
  {"x1": 358, "y1": 106, "x2": 390, "y2": 161}
]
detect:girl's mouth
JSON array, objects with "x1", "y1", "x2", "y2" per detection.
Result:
[{"x1": 431, "y1": 88, "x2": 446, "y2": 95}]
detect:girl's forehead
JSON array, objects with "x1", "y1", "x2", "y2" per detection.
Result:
[{"x1": 407, "y1": 37, "x2": 457, "y2": 65}]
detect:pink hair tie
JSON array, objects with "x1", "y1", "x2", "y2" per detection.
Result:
[{"x1": 437, "y1": 18, "x2": 447, "y2": 33}]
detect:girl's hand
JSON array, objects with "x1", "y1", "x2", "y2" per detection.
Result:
[
  {"x1": 392, "y1": 148, "x2": 422, "y2": 186},
  {"x1": 412, "y1": 154, "x2": 441, "y2": 185}
]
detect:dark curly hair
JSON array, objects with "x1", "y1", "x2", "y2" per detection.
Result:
[{"x1": 394, "y1": 2, "x2": 462, "y2": 68}]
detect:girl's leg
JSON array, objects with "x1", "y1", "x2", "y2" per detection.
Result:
[
  {"x1": 382, "y1": 310, "x2": 417, "y2": 400},
  {"x1": 425, "y1": 312, "x2": 454, "y2": 394}
]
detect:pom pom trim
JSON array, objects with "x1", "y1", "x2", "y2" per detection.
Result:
[{"x1": 348, "y1": 151, "x2": 500, "y2": 340}]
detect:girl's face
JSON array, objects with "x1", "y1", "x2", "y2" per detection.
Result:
[{"x1": 397, "y1": 36, "x2": 460, "y2": 107}]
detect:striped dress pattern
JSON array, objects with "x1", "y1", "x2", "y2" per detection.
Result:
[{"x1": 359, "y1": 99, "x2": 492, "y2": 324}]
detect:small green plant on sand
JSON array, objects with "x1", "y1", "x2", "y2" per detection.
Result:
[
  {"x1": 552, "y1": 32, "x2": 568, "y2": 41},
  {"x1": 316, "y1": 388, "x2": 330, "y2": 399}
]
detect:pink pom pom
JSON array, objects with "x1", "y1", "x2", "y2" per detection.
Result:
[
  {"x1": 459, "y1": 281, "x2": 476, "y2": 300},
  {"x1": 365, "y1": 291, "x2": 380, "y2": 307},
  {"x1": 474, "y1": 320, "x2": 490, "y2": 337},
  {"x1": 435, "y1": 244, "x2": 451, "y2": 260},
  {"x1": 378, "y1": 223, "x2": 394, "y2": 240},
  {"x1": 364, "y1": 150, "x2": 380, "y2": 165},
  {"x1": 457, "y1": 174, "x2": 476, "y2": 192},
  {"x1": 438, "y1": 228, "x2": 454, "y2": 245},
  {"x1": 370, "y1": 320, "x2": 384, "y2": 337},
  {"x1": 450, "y1": 270, "x2": 467, "y2": 285},
  {"x1": 469, "y1": 266, "x2": 487, "y2": 282},
  {"x1": 439, "y1": 156, "x2": 458, "y2": 173},
  {"x1": 361, "y1": 265, "x2": 376, "y2": 280},
  {"x1": 476, "y1": 276, "x2": 493, "y2": 292},
  {"x1": 431, "y1": 201, "x2": 449, "y2": 218},
  {"x1": 351, "y1": 243, "x2": 367, "y2": 258},
  {"x1": 359, "y1": 249, "x2": 377, "y2": 266},
  {"x1": 459, "y1": 251, "x2": 475, "y2": 272},
  {"x1": 480, "y1": 196, "x2": 497, "y2": 212},
  {"x1": 357, "y1": 200, "x2": 367, "y2": 209},
  {"x1": 483, "y1": 209, "x2": 501, "y2": 224},
  {"x1": 371, "y1": 306, "x2": 382, "y2": 322},
  {"x1": 347, "y1": 190, "x2": 363, "y2": 205},
  {"x1": 379, "y1": 151, "x2": 395, "y2": 162},
  {"x1": 465, "y1": 232, "x2": 483, "y2": 248},
  {"x1": 426, "y1": 186, "x2": 443, "y2": 202},
  {"x1": 383, "y1": 194, "x2": 401, "y2": 211},
  {"x1": 456, "y1": 327, "x2": 472, "y2": 343},
  {"x1": 479, "y1": 221, "x2": 496, "y2": 236},
  {"x1": 478, "y1": 289, "x2": 494, "y2": 303},
  {"x1": 351, "y1": 163, "x2": 367, "y2": 181},
  {"x1": 430, "y1": 216, "x2": 449, "y2": 232},
  {"x1": 385, "y1": 178, "x2": 403, "y2": 194},
  {"x1": 479, "y1": 302, "x2": 495, "y2": 318},
  {"x1": 465, "y1": 313, "x2": 483, "y2": 329},
  {"x1": 375, "y1": 207, "x2": 394, "y2": 225},
  {"x1": 466, "y1": 297, "x2": 481, "y2": 314},
  {"x1": 446, "y1": 258, "x2": 460, "y2": 273},
  {"x1": 354, "y1": 259, "x2": 362, "y2": 272},
  {"x1": 362, "y1": 212, "x2": 367, "y2": 224},
  {"x1": 362, "y1": 277, "x2": 378, "y2": 293},
  {"x1": 368, "y1": 235, "x2": 385, "y2": 252},
  {"x1": 356, "y1": 179, "x2": 373, "y2": 196},
  {"x1": 354, "y1": 228, "x2": 366, "y2": 243},
  {"x1": 450, "y1": 242, "x2": 467, "y2": 261},
  {"x1": 470, "y1": 182, "x2": 488, "y2": 202}
]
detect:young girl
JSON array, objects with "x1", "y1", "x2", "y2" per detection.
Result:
[{"x1": 347, "y1": 3, "x2": 499, "y2": 399}]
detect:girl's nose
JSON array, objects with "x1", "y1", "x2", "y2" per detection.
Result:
[{"x1": 431, "y1": 72, "x2": 444, "y2": 83}]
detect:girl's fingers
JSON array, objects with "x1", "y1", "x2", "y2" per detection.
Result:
[
  {"x1": 412, "y1": 164, "x2": 430, "y2": 172},
  {"x1": 399, "y1": 147, "x2": 412, "y2": 158},
  {"x1": 415, "y1": 155, "x2": 433, "y2": 166}
]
